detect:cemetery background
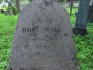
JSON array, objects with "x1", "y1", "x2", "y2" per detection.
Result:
[{"x1": 0, "y1": 0, "x2": 93, "y2": 70}]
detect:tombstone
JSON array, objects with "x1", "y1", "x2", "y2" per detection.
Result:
[
  {"x1": 7, "y1": 1, "x2": 13, "y2": 15},
  {"x1": 8, "y1": 1, "x2": 13, "y2": 7},
  {"x1": 7, "y1": 0, "x2": 79, "y2": 70}
]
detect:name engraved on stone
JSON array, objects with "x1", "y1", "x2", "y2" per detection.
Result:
[
  {"x1": 23, "y1": 26, "x2": 62, "y2": 33},
  {"x1": 22, "y1": 26, "x2": 62, "y2": 41},
  {"x1": 44, "y1": 27, "x2": 62, "y2": 33},
  {"x1": 23, "y1": 26, "x2": 39, "y2": 33}
]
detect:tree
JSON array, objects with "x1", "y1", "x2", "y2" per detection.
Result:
[
  {"x1": 70, "y1": 0, "x2": 74, "y2": 16},
  {"x1": 29, "y1": 0, "x2": 32, "y2": 2},
  {"x1": 88, "y1": 0, "x2": 93, "y2": 22},
  {"x1": 73, "y1": 0, "x2": 90, "y2": 36},
  {"x1": 16, "y1": 0, "x2": 21, "y2": 12},
  {"x1": 5, "y1": 0, "x2": 8, "y2": 2}
]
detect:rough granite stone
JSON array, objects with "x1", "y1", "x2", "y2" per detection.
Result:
[{"x1": 7, "y1": 0, "x2": 80, "y2": 70}]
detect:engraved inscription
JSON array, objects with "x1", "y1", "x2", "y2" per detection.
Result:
[
  {"x1": 22, "y1": 26, "x2": 62, "y2": 41},
  {"x1": 23, "y1": 26, "x2": 39, "y2": 33},
  {"x1": 23, "y1": 26, "x2": 62, "y2": 33},
  {"x1": 44, "y1": 27, "x2": 62, "y2": 33}
]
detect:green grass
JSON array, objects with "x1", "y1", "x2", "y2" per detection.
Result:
[
  {"x1": 68, "y1": 7, "x2": 93, "y2": 70},
  {"x1": 72, "y1": 17, "x2": 93, "y2": 70},
  {"x1": 0, "y1": 7, "x2": 93, "y2": 70},
  {"x1": 0, "y1": 14, "x2": 17, "y2": 70}
]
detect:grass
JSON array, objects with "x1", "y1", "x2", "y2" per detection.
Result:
[
  {"x1": 68, "y1": 7, "x2": 93, "y2": 70},
  {"x1": 71, "y1": 16, "x2": 93, "y2": 70},
  {"x1": 0, "y1": 7, "x2": 93, "y2": 70},
  {"x1": 0, "y1": 14, "x2": 17, "y2": 70}
]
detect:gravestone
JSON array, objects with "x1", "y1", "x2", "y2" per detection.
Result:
[
  {"x1": 8, "y1": 1, "x2": 13, "y2": 15},
  {"x1": 4, "y1": 1, "x2": 13, "y2": 15},
  {"x1": 7, "y1": 0, "x2": 79, "y2": 70}
]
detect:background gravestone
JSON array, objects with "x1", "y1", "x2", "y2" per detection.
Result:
[
  {"x1": 4, "y1": 1, "x2": 13, "y2": 15},
  {"x1": 8, "y1": 1, "x2": 13, "y2": 15},
  {"x1": 7, "y1": 0, "x2": 79, "y2": 70}
]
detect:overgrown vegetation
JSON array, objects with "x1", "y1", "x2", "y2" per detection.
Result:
[
  {"x1": 0, "y1": 14, "x2": 17, "y2": 69},
  {"x1": 0, "y1": 7, "x2": 93, "y2": 70},
  {"x1": 69, "y1": 8, "x2": 93, "y2": 70},
  {"x1": 71, "y1": 17, "x2": 93, "y2": 70}
]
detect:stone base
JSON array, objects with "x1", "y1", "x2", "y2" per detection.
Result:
[{"x1": 73, "y1": 28, "x2": 88, "y2": 36}]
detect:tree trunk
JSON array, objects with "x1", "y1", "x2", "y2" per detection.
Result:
[
  {"x1": 73, "y1": 0, "x2": 90, "y2": 36},
  {"x1": 70, "y1": 0, "x2": 74, "y2": 16},
  {"x1": 29, "y1": 0, "x2": 32, "y2": 2},
  {"x1": 5, "y1": 0, "x2": 8, "y2": 2},
  {"x1": 16, "y1": 0, "x2": 21, "y2": 12}
]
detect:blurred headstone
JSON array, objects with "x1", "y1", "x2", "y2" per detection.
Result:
[
  {"x1": 7, "y1": 0, "x2": 79, "y2": 70},
  {"x1": 8, "y1": 9, "x2": 13, "y2": 15},
  {"x1": 7, "y1": 1, "x2": 13, "y2": 15}
]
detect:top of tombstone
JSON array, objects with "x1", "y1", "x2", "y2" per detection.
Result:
[
  {"x1": 33, "y1": 0, "x2": 57, "y2": 3},
  {"x1": 34, "y1": 0, "x2": 56, "y2": 1},
  {"x1": 31, "y1": 0, "x2": 58, "y2": 7}
]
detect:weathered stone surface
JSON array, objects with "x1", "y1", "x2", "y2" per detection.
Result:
[{"x1": 7, "y1": 0, "x2": 79, "y2": 70}]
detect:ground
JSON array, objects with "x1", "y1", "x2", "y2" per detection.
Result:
[{"x1": 0, "y1": 7, "x2": 93, "y2": 70}]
